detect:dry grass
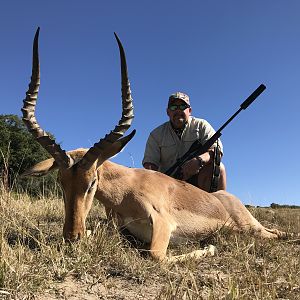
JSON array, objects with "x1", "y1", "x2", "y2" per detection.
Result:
[{"x1": 0, "y1": 189, "x2": 299, "y2": 299}]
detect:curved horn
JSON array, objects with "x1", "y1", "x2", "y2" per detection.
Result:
[
  {"x1": 80, "y1": 32, "x2": 134, "y2": 169},
  {"x1": 21, "y1": 27, "x2": 72, "y2": 169}
]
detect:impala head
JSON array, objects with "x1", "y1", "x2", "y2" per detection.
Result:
[{"x1": 22, "y1": 28, "x2": 135, "y2": 241}]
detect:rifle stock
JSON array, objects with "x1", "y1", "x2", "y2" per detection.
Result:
[{"x1": 164, "y1": 84, "x2": 266, "y2": 178}]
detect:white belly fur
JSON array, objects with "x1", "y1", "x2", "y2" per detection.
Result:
[
  {"x1": 123, "y1": 216, "x2": 192, "y2": 246},
  {"x1": 123, "y1": 217, "x2": 152, "y2": 243}
]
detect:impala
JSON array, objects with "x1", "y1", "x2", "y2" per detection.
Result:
[{"x1": 22, "y1": 28, "x2": 286, "y2": 263}]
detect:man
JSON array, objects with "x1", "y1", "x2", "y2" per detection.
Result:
[{"x1": 142, "y1": 92, "x2": 226, "y2": 192}]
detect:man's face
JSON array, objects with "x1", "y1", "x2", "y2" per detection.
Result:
[{"x1": 167, "y1": 99, "x2": 191, "y2": 129}]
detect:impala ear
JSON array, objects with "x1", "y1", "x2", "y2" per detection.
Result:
[
  {"x1": 97, "y1": 130, "x2": 136, "y2": 166},
  {"x1": 21, "y1": 158, "x2": 58, "y2": 177}
]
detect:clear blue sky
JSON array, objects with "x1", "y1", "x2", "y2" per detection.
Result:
[{"x1": 1, "y1": 1, "x2": 299, "y2": 206}]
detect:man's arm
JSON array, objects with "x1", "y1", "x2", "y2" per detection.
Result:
[{"x1": 142, "y1": 133, "x2": 160, "y2": 171}]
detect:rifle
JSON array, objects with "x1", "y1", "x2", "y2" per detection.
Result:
[{"x1": 164, "y1": 84, "x2": 266, "y2": 179}]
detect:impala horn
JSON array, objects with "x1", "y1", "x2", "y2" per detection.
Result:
[
  {"x1": 79, "y1": 32, "x2": 134, "y2": 169},
  {"x1": 22, "y1": 27, "x2": 72, "y2": 169}
]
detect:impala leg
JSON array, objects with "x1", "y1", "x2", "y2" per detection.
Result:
[
  {"x1": 149, "y1": 216, "x2": 172, "y2": 261},
  {"x1": 166, "y1": 245, "x2": 216, "y2": 263},
  {"x1": 260, "y1": 228, "x2": 289, "y2": 239},
  {"x1": 213, "y1": 190, "x2": 289, "y2": 239},
  {"x1": 150, "y1": 216, "x2": 216, "y2": 262}
]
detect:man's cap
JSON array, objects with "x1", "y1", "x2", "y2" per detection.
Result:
[{"x1": 168, "y1": 92, "x2": 190, "y2": 105}]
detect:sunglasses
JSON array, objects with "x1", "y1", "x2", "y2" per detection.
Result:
[{"x1": 168, "y1": 103, "x2": 190, "y2": 111}]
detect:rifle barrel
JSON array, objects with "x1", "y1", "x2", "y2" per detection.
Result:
[
  {"x1": 216, "y1": 84, "x2": 266, "y2": 134},
  {"x1": 240, "y1": 84, "x2": 266, "y2": 110}
]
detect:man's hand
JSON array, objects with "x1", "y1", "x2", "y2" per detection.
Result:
[
  {"x1": 181, "y1": 157, "x2": 202, "y2": 180},
  {"x1": 181, "y1": 152, "x2": 211, "y2": 180}
]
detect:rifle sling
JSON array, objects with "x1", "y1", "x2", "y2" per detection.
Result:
[{"x1": 209, "y1": 142, "x2": 221, "y2": 192}]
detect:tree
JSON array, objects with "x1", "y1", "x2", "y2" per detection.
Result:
[{"x1": 0, "y1": 114, "x2": 59, "y2": 196}]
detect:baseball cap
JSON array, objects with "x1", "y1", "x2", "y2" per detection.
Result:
[{"x1": 168, "y1": 92, "x2": 190, "y2": 105}]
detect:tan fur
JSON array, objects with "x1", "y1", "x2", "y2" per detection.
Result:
[{"x1": 26, "y1": 148, "x2": 285, "y2": 262}]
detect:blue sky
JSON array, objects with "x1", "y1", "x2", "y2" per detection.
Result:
[{"x1": 1, "y1": 1, "x2": 300, "y2": 206}]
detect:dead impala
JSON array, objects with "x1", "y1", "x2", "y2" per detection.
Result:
[{"x1": 22, "y1": 28, "x2": 287, "y2": 263}]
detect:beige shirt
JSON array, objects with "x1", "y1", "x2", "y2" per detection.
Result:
[{"x1": 143, "y1": 116, "x2": 223, "y2": 173}]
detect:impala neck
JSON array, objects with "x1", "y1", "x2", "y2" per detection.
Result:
[{"x1": 95, "y1": 160, "x2": 131, "y2": 207}]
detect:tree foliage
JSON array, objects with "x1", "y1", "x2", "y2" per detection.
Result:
[
  {"x1": 0, "y1": 114, "x2": 49, "y2": 174},
  {"x1": 0, "y1": 114, "x2": 59, "y2": 196},
  {"x1": 270, "y1": 203, "x2": 300, "y2": 209}
]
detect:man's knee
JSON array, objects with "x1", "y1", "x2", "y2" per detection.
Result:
[{"x1": 195, "y1": 162, "x2": 226, "y2": 192}]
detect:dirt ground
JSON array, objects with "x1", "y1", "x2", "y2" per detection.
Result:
[{"x1": 36, "y1": 276, "x2": 161, "y2": 300}]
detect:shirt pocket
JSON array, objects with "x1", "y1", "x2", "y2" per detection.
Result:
[
  {"x1": 160, "y1": 136, "x2": 177, "y2": 169},
  {"x1": 181, "y1": 127, "x2": 200, "y2": 153},
  {"x1": 183, "y1": 127, "x2": 200, "y2": 142}
]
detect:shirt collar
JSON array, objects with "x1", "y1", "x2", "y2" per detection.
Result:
[{"x1": 170, "y1": 121, "x2": 188, "y2": 140}]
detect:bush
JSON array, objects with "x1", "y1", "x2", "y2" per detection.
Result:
[
  {"x1": 270, "y1": 202, "x2": 300, "y2": 209},
  {"x1": 0, "y1": 114, "x2": 60, "y2": 197}
]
